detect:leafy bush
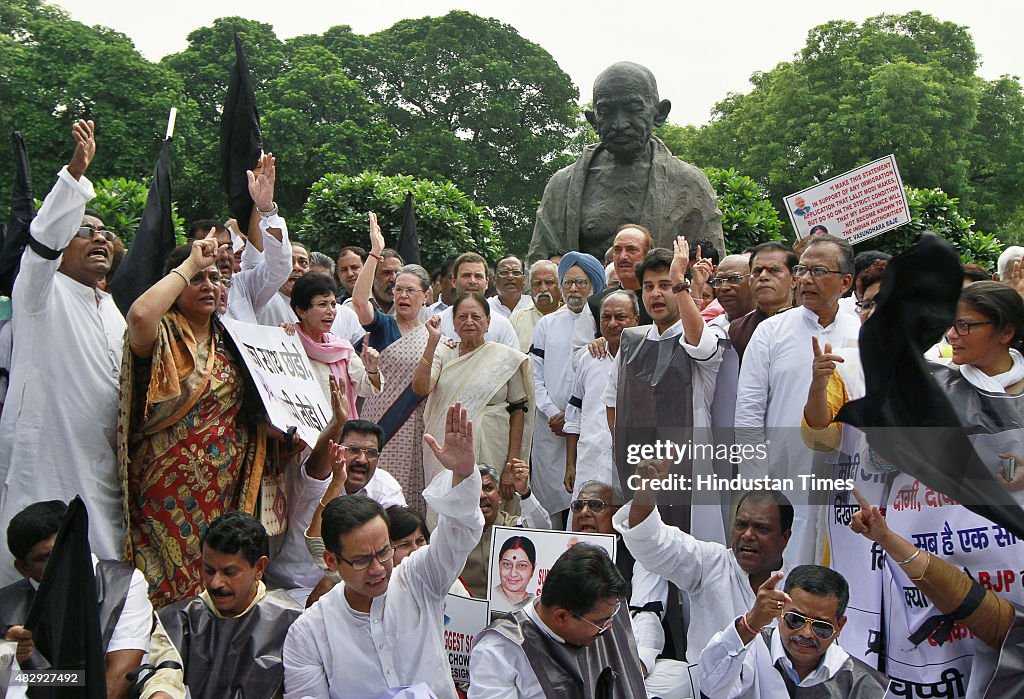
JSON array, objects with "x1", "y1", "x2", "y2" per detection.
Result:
[
  {"x1": 298, "y1": 172, "x2": 504, "y2": 273},
  {"x1": 90, "y1": 177, "x2": 186, "y2": 247},
  {"x1": 702, "y1": 167, "x2": 786, "y2": 254}
]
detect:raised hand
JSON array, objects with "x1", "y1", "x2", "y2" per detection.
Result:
[
  {"x1": 361, "y1": 333, "x2": 380, "y2": 375},
  {"x1": 689, "y1": 244, "x2": 713, "y2": 294},
  {"x1": 424, "y1": 402, "x2": 475, "y2": 481},
  {"x1": 68, "y1": 119, "x2": 96, "y2": 180},
  {"x1": 669, "y1": 235, "x2": 691, "y2": 285},
  {"x1": 1009, "y1": 260, "x2": 1024, "y2": 299},
  {"x1": 368, "y1": 212, "x2": 386, "y2": 255},
  {"x1": 425, "y1": 315, "x2": 442, "y2": 342},
  {"x1": 327, "y1": 439, "x2": 348, "y2": 485},
  {"x1": 747, "y1": 571, "x2": 792, "y2": 630},
  {"x1": 246, "y1": 152, "x2": 276, "y2": 212},
  {"x1": 810, "y1": 336, "x2": 844, "y2": 387},
  {"x1": 327, "y1": 375, "x2": 349, "y2": 429},
  {"x1": 509, "y1": 458, "x2": 531, "y2": 496},
  {"x1": 188, "y1": 235, "x2": 223, "y2": 271},
  {"x1": 849, "y1": 487, "x2": 889, "y2": 542}
]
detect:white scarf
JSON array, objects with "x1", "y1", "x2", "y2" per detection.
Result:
[{"x1": 959, "y1": 348, "x2": 1024, "y2": 394}]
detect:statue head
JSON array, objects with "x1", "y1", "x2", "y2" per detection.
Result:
[{"x1": 585, "y1": 62, "x2": 671, "y2": 163}]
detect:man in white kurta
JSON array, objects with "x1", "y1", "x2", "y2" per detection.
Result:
[
  {"x1": 734, "y1": 237, "x2": 860, "y2": 564},
  {"x1": 564, "y1": 291, "x2": 639, "y2": 498},
  {"x1": 432, "y1": 254, "x2": 520, "y2": 349},
  {"x1": 282, "y1": 421, "x2": 483, "y2": 699},
  {"x1": 488, "y1": 255, "x2": 534, "y2": 319},
  {"x1": 0, "y1": 124, "x2": 127, "y2": 580},
  {"x1": 225, "y1": 211, "x2": 293, "y2": 324}
]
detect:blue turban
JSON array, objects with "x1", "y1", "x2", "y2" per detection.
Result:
[{"x1": 558, "y1": 252, "x2": 606, "y2": 295}]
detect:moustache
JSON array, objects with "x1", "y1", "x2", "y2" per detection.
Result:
[
  {"x1": 209, "y1": 588, "x2": 232, "y2": 597},
  {"x1": 535, "y1": 292, "x2": 554, "y2": 304}
]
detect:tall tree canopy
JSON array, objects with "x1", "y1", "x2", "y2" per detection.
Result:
[{"x1": 674, "y1": 12, "x2": 1024, "y2": 240}]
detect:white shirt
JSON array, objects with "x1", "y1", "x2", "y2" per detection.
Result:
[
  {"x1": 488, "y1": 295, "x2": 533, "y2": 319},
  {"x1": 283, "y1": 468, "x2": 482, "y2": 699},
  {"x1": 0, "y1": 167, "x2": 127, "y2": 580},
  {"x1": 602, "y1": 319, "x2": 723, "y2": 429},
  {"x1": 468, "y1": 598, "x2": 557, "y2": 699},
  {"x1": 96, "y1": 555, "x2": 154, "y2": 653},
  {"x1": 435, "y1": 306, "x2": 520, "y2": 349},
  {"x1": 225, "y1": 215, "x2": 292, "y2": 324},
  {"x1": 698, "y1": 621, "x2": 852, "y2": 698},
  {"x1": 266, "y1": 461, "x2": 332, "y2": 592},
  {"x1": 563, "y1": 352, "x2": 615, "y2": 495},
  {"x1": 734, "y1": 305, "x2": 860, "y2": 433},
  {"x1": 529, "y1": 307, "x2": 578, "y2": 513},
  {"x1": 629, "y1": 562, "x2": 671, "y2": 674},
  {"x1": 355, "y1": 466, "x2": 408, "y2": 509},
  {"x1": 613, "y1": 503, "x2": 790, "y2": 663}
]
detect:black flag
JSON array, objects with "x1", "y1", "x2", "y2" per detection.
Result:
[
  {"x1": 396, "y1": 192, "x2": 421, "y2": 266},
  {"x1": 25, "y1": 496, "x2": 106, "y2": 699},
  {"x1": 110, "y1": 136, "x2": 175, "y2": 316},
  {"x1": 837, "y1": 232, "x2": 1024, "y2": 539},
  {"x1": 0, "y1": 131, "x2": 36, "y2": 296},
  {"x1": 221, "y1": 34, "x2": 262, "y2": 234}
]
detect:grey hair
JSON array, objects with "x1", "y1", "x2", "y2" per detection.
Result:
[
  {"x1": 397, "y1": 264, "x2": 430, "y2": 291},
  {"x1": 578, "y1": 480, "x2": 625, "y2": 507},
  {"x1": 998, "y1": 246, "x2": 1024, "y2": 280},
  {"x1": 478, "y1": 465, "x2": 499, "y2": 484},
  {"x1": 528, "y1": 259, "x2": 558, "y2": 286},
  {"x1": 309, "y1": 251, "x2": 335, "y2": 275},
  {"x1": 601, "y1": 290, "x2": 639, "y2": 317}
]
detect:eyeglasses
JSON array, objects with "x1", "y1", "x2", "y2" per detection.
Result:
[
  {"x1": 338, "y1": 543, "x2": 395, "y2": 570},
  {"x1": 77, "y1": 226, "x2": 116, "y2": 243},
  {"x1": 571, "y1": 600, "x2": 621, "y2": 636},
  {"x1": 569, "y1": 498, "x2": 607, "y2": 514},
  {"x1": 394, "y1": 286, "x2": 423, "y2": 297},
  {"x1": 782, "y1": 611, "x2": 837, "y2": 640},
  {"x1": 855, "y1": 299, "x2": 877, "y2": 314},
  {"x1": 709, "y1": 274, "x2": 750, "y2": 288},
  {"x1": 951, "y1": 320, "x2": 995, "y2": 336},
  {"x1": 792, "y1": 265, "x2": 844, "y2": 279},
  {"x1": 342, "y1": 445, "x2": 380, "y2": 459},
  {"x1": 497, "y1": 269, "x2": 524, "y2": 278},
  {"x1": 189, "y1": 270, "x2": 222, "y2": 286},
  {"x1": 562, "y1": 278, "x2": 592, "y2": 289}
]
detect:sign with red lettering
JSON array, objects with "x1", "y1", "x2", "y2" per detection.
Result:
[{"x1": 784, "y1": 155, "x2": 910, "y2": 245}]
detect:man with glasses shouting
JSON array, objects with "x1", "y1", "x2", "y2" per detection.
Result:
[
  {"x1": 284, "y1": 403, "x2": 484, "y2": 699},
  {"x1": 470, "y1": 543, "x2": 647, "y2": 698},
  {"x1": 698, "y1": 565, "x2": 889, "y2": 697},
  {"x1": 0, "y1": 119, "x2": 129, "y2": 581}
]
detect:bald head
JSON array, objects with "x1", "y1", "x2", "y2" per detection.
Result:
[{"x1": 586, "y1": 62, "x2": 670, "y2": 163}]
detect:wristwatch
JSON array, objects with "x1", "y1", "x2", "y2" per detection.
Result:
[
  {"x1": 672, "y1": 281, "x2": 691, "y2": 294},
  {"x1": 257, "y1": 203, "x2": 279, "y2": 218}
]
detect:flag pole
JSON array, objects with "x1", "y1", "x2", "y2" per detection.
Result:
[{"x1": 165, "y1": 107, "x2": 177, "y2": 141}]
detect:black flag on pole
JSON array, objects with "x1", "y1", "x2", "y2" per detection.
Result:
[
  {"x1": 0, "y1": 131, "x2": 36, "y2": 296},
  {"x1": 837, "y1": 232, "x2": 1024, "y2": 540},
  {"x1": 396, "y1": 192, "x2": 421, "y2": 266},
  {"x1": 221, "y1": 34, "x2": 262, "y2": 234},
  {"x1": 25, "y1": 496, "x2": 107, "y2": 699},
  {"x1": 110, "y1": 136, "x2": 175, "y2": 316}
]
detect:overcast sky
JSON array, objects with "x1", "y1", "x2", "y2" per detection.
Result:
[{"x1": 54, "y1": 0, "x2": 1023, "y2": 127}]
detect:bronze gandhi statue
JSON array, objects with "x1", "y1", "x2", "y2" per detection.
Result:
[{"x1": 528, "y1": 62, "x2": 725, "y2": 261}]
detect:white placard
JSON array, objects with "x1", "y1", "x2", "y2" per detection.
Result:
[
  {"x1": 784, "y1": 155, "x2": 911, "y2": 245},
  {"x1": 486, "y1": 526, "x2": 617, "y2": 614},
  {"x1": 221, "y1": 317, "x2": 331, "y2": 446},
  {"x1": 444, "y1": 593, "x2": 490, "y2": 684}
]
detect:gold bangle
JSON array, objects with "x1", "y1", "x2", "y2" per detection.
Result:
[
  {"x1": 319, "y1": 496, "x2": 332, "y2": 509},
  {"x1": 419, "y1": 356, "x2": 431, "y2": 367},
  {"x1": 170, "y1": 267, "x2": 190, "y2": 285},
  {"x1": 908, "y1": 551, "x2": 931, "y2": 581}
]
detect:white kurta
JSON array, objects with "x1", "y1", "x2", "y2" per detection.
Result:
[
  {"x1": 563, "y1": 351, "x2": 615, "y2": 498},
  {"x1": 613, "y1": 503, "x2": 792, "y2": 664},
  {"x1": 733, "y1": 305, "x2": 860, "y2": 564},
  {"x1": 283, "y1": 468, "x2": 483, "y2": 699},
  {"x1": 529, "y1": 307, "x2": 579, "y2": 514},
  {"x1": 0, "y1": 167, "x2": 126, "y2": 581},
  {"x1": 435, "y1": 306, "x2": 520, "y2": 349},
  {"x1": 225, "y1": 215, "x2": 292, "y2": 324},
  {"x1": 488, "y1": 294, "x2": 533, "y2": 319}
]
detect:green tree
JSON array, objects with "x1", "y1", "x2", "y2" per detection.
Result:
[
  {"x1": 299, "y1": 172, "x2": 503, "y2": 273},
  {"x1": 90, "y1": 177, "x2": 186, "y2": 246},
  {"x1": 679, "y1": 12, "x2": 1024, "y2": 237},
  {"x1": 0, "y1": 0, "x2": 195, "y2": 210},
  {"x1": 703, "y1": 167, "x2": 785, "y2": 253},
  {"x1": 345, "y1": 11, "x2": 579, "y2": 252}
]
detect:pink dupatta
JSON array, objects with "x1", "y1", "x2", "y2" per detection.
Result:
[{"x1": 296, "y1": 326, "x2": 360, "y2": 419}]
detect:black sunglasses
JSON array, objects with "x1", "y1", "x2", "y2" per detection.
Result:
[
  {"x1": 783, "y1": 611, "x2": 836, "y2": 640},
  {"x1": 569, "y1": 498, "x2": 607, "y2": 514}
]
